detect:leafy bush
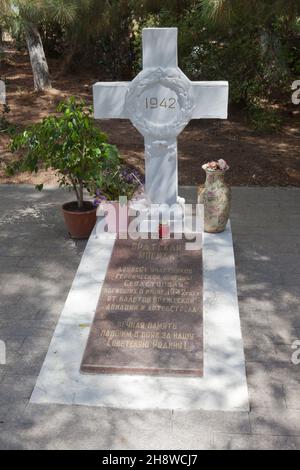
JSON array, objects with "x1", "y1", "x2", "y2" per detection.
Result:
[
  {"x1": 0, "y1": 104, "x2": 15, "y2": 134},
  {"x1": 7, "y1": 98, "x2": 120, "y2": 208},
  {"x1": 132, "y1": 2, "x2": 298, "y2": 132},
  {"x1": 248, "y1": 105, "x2": 283, "y2": 133}
]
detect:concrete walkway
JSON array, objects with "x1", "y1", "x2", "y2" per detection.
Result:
[{"x1": 0, "y1": 184, "x2": 299, "y2": 450}]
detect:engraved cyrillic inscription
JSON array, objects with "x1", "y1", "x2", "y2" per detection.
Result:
[{"x1": 81, "y1": 237, "x2": 203, "y2": 376}]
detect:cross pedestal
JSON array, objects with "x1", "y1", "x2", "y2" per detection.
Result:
[{"x1": 93, "y1": 28, "x2": 228, "y2": 229}]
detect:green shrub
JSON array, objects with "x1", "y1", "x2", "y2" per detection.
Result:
[
  {"x1": 0, "y1": 104, "x2": 15, "y2": 134},
  {"x1": 132, "y1": 3, "x2": 296, "y2": 133},
  {"x1": 248, "y1": 105, "x2": 283, "y2": 133},
  {"x1": 7, "y1": 98, "x2": 119, "y2": 208}
]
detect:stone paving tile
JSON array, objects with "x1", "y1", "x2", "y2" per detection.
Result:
[
  {"x1": 284, "y1": 385, "x2": 300, "y2": 410},
  {"x1": 243, "y1": 336, "x2": 277, "y2": 363},
  {"x1": 236, "y1": 260, "x2": 284, "y2": 276},
  {"x1": 232, "y1": 222, "x2": 300, "y2": 237},
  {"x1": 268, "y1": 312, "x2": 300, "y2": 332},
  {"x1": 0, "y1": 273, "x2": 73, "y2": 300},
  {"x1": 1, "y1": 374, "x2": 37, "y2": 398},
  {"x1": 20, "y1": 336, "x2": 52, "y2": 353},
  {"x1": 238, "y1": 295, "x2": 280, "y2": 314},
  {"x1": 0, "y1": 186, "x2": 300, "y2": 449},
  {"x1": 250, "y1": 410, "x2": 300, "y2": 436},
  {"x1": 0, "y1": 421, "x2": 179, "y2": 450},
  {"x1": 241, "y1": 322, "x2": 273, "y2": 345},
  {"x1": 212, "y1": 432, "x2": 300, "y2": 450},
  {"x1": 0, "y1": 246, "x2": 34, "y2": 258},
  {"x1": 238, "y1": 295, "x2": 300, "y2": 324},
  {"x1": 146, "y1": 430, "x2": 213, "y2": 451},
  {"x1": 0, "y1": 336, "x2": 25, "y2": 364},
  {"x1": 0, "y1": 400, "x2": 28, "y2": 425},
  {"x1": 0, "y1": 257, "x2": 22, "y2": 272},
  {"x1": 16, "y1": 255, "x2": 81, "y2": 270},
  {"x1": 24, "y1": 404, "x2": 172, "y2": 428},
  {"x1": 0, "y1": 309, "x2": 38, "y2": 321},
  {"x1": 0, "y1": 407, "x2": 9, "y2": 423},
  {"x1": 1, "y1": 405, "x2": 173, "y2": 449},
  {"x1": 275, "y1": 285, "x2": 300, "y2": 305},
  {"x1": 8, "y1": 348, "x2": 48, "y2": 376},
  {"x1": 172, "y1": 410, "x2": 251, "y2": 435},
  {"x1": 266, "y1": 320, "x2": 299, "y2": 345},
  {"x1": 3, "y1": 354, "x2": 44, "y2": 376},
  {"x1": 0, "y1": 370, "x2": 6, "y2": 383},
  {"x1": 279, "y1": 261, "x2": 300, "y2": 274},
  {"x1": 239, "y1": 310, "x2": 269, "y2": 329},
  {"x1": 234, "y1": 235, "x2": 300, "y2": 252},
  {"x1": 0, "y1": 376, "x2": 36, "y2": 404},
  {"x1": 275, "y1": 343, "x2": 299, "y2": 364},
  {"x1": 33, "y1": 311, "x2": 63, "y2": 329},
  {"x1": 236, "y1": 269, "x2": 282, "y2": 286},
  {"x1": 0, "y1": 406, "x2": 210, "y2": 449},
  {"x1": 246, "y1": 362, "x2": 300, "y2": 388},
  {"x1": 0, "y1": 295, "x2": 24, "y2": 312},
  {"x1": 241, "y1": 322, "x2": 299, "y2": 364},
  {"x1": 0, "y1": 323, "x2": 53, "y2": 338},
  {"x1": 246, "y1": 369, "x2": 287, "y2": 410},
  {"x1": 236, "y1": 283, "x2": 280, "y2": 296}
]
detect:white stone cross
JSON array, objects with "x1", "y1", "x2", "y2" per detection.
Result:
[{"x1": 93, "y1": 28, "x2": 228, "y2": 207}]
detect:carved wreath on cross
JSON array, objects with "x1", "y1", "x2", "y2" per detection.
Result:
[{"x1": 125, "y1": 68, "x2": 195, "y2": 140}]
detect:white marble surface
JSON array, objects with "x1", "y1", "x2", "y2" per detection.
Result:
[{"x1": 30, "y1": 220, "x2": 249, "y2": 411}]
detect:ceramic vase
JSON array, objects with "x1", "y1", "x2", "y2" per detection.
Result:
[{"x1": 198, "y1": 166, "x2": 231, "y2": 233}]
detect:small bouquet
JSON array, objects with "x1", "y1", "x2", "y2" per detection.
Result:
[
  {"x1": 92, "y1": 166, "x2": 144, "y2": 207},
  {"x1": 202, "y1": 159, "x2": 229, "y2": 171}
]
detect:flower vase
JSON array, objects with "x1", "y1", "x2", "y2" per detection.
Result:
[{"x1": 198, "y1": 166, "x2": 231, "y2": 233}]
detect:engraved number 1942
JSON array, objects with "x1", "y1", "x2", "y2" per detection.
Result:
[{"x1": 145, "y1": 97, "x2": 176, "y2": 109}]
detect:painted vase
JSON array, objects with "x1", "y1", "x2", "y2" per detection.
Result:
[{"x1": 198, "y1": 166, "x2": 231, "y2": 233}]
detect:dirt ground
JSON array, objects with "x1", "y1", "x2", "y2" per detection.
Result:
[{"x1": 1, "y1": 45, "x2": 300, "y2": 187}]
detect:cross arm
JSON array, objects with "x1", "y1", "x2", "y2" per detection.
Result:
[
  {"x1": 93, "y1": 82, "x2": 130, "y2": 119},
  {"x1": 143, "y1": 28, "x2": 178, "y2": 69},
  {"x1": 191, "y1": 81, "x2": 229, "y2": 119}
]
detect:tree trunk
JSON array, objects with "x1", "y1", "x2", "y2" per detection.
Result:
[
  {"x1": 78, "y1": 181, "x2": 84, "y2": 209},
  {"x1": 55, "y1": 38, "x2": 78, "y2": 78},
  {"x1": 260, "y1": 29, "x2": 288, "y2": 78},
  {"x1": 25, "y1": 24, "x2": 51, "y2": 91}
]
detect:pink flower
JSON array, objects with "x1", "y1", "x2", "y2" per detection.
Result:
[
  {"x1": 206, "y1": 161, "x2": 218, "y2": 170},
  {"x1": 203, "y1": 159, "x2": 229, "y2": 171},
  {"x1": 218, "y1": 159, "x2": 229, "y2": 171}
]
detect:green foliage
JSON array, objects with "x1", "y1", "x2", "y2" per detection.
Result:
[
  {"x1": 248, "y1": 105, "x2": 283, "y2": 133},
  {"x1": 2, "y1": 0, "x2": 300, "y2": 132},
  {"x1": 7, "y1": 97, "x2": 120, "y2": 208},
  {"x1": 0, "y1": 104, "x2": 15, "y2": 134},
  {"x1": 92, "y1": 166, "x2": 143, "y2": 202},
  {"x1": 132, "y1": 0, "x2": 299, "y2": 132}
]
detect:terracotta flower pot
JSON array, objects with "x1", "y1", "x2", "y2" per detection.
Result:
[{"x1": 62, "y1": 201, "x2": 97, "y2": 239}]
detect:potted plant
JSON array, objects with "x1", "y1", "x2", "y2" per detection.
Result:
[{"x1": 7, "y1": 97, "x2": 120, "y2": 238}]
